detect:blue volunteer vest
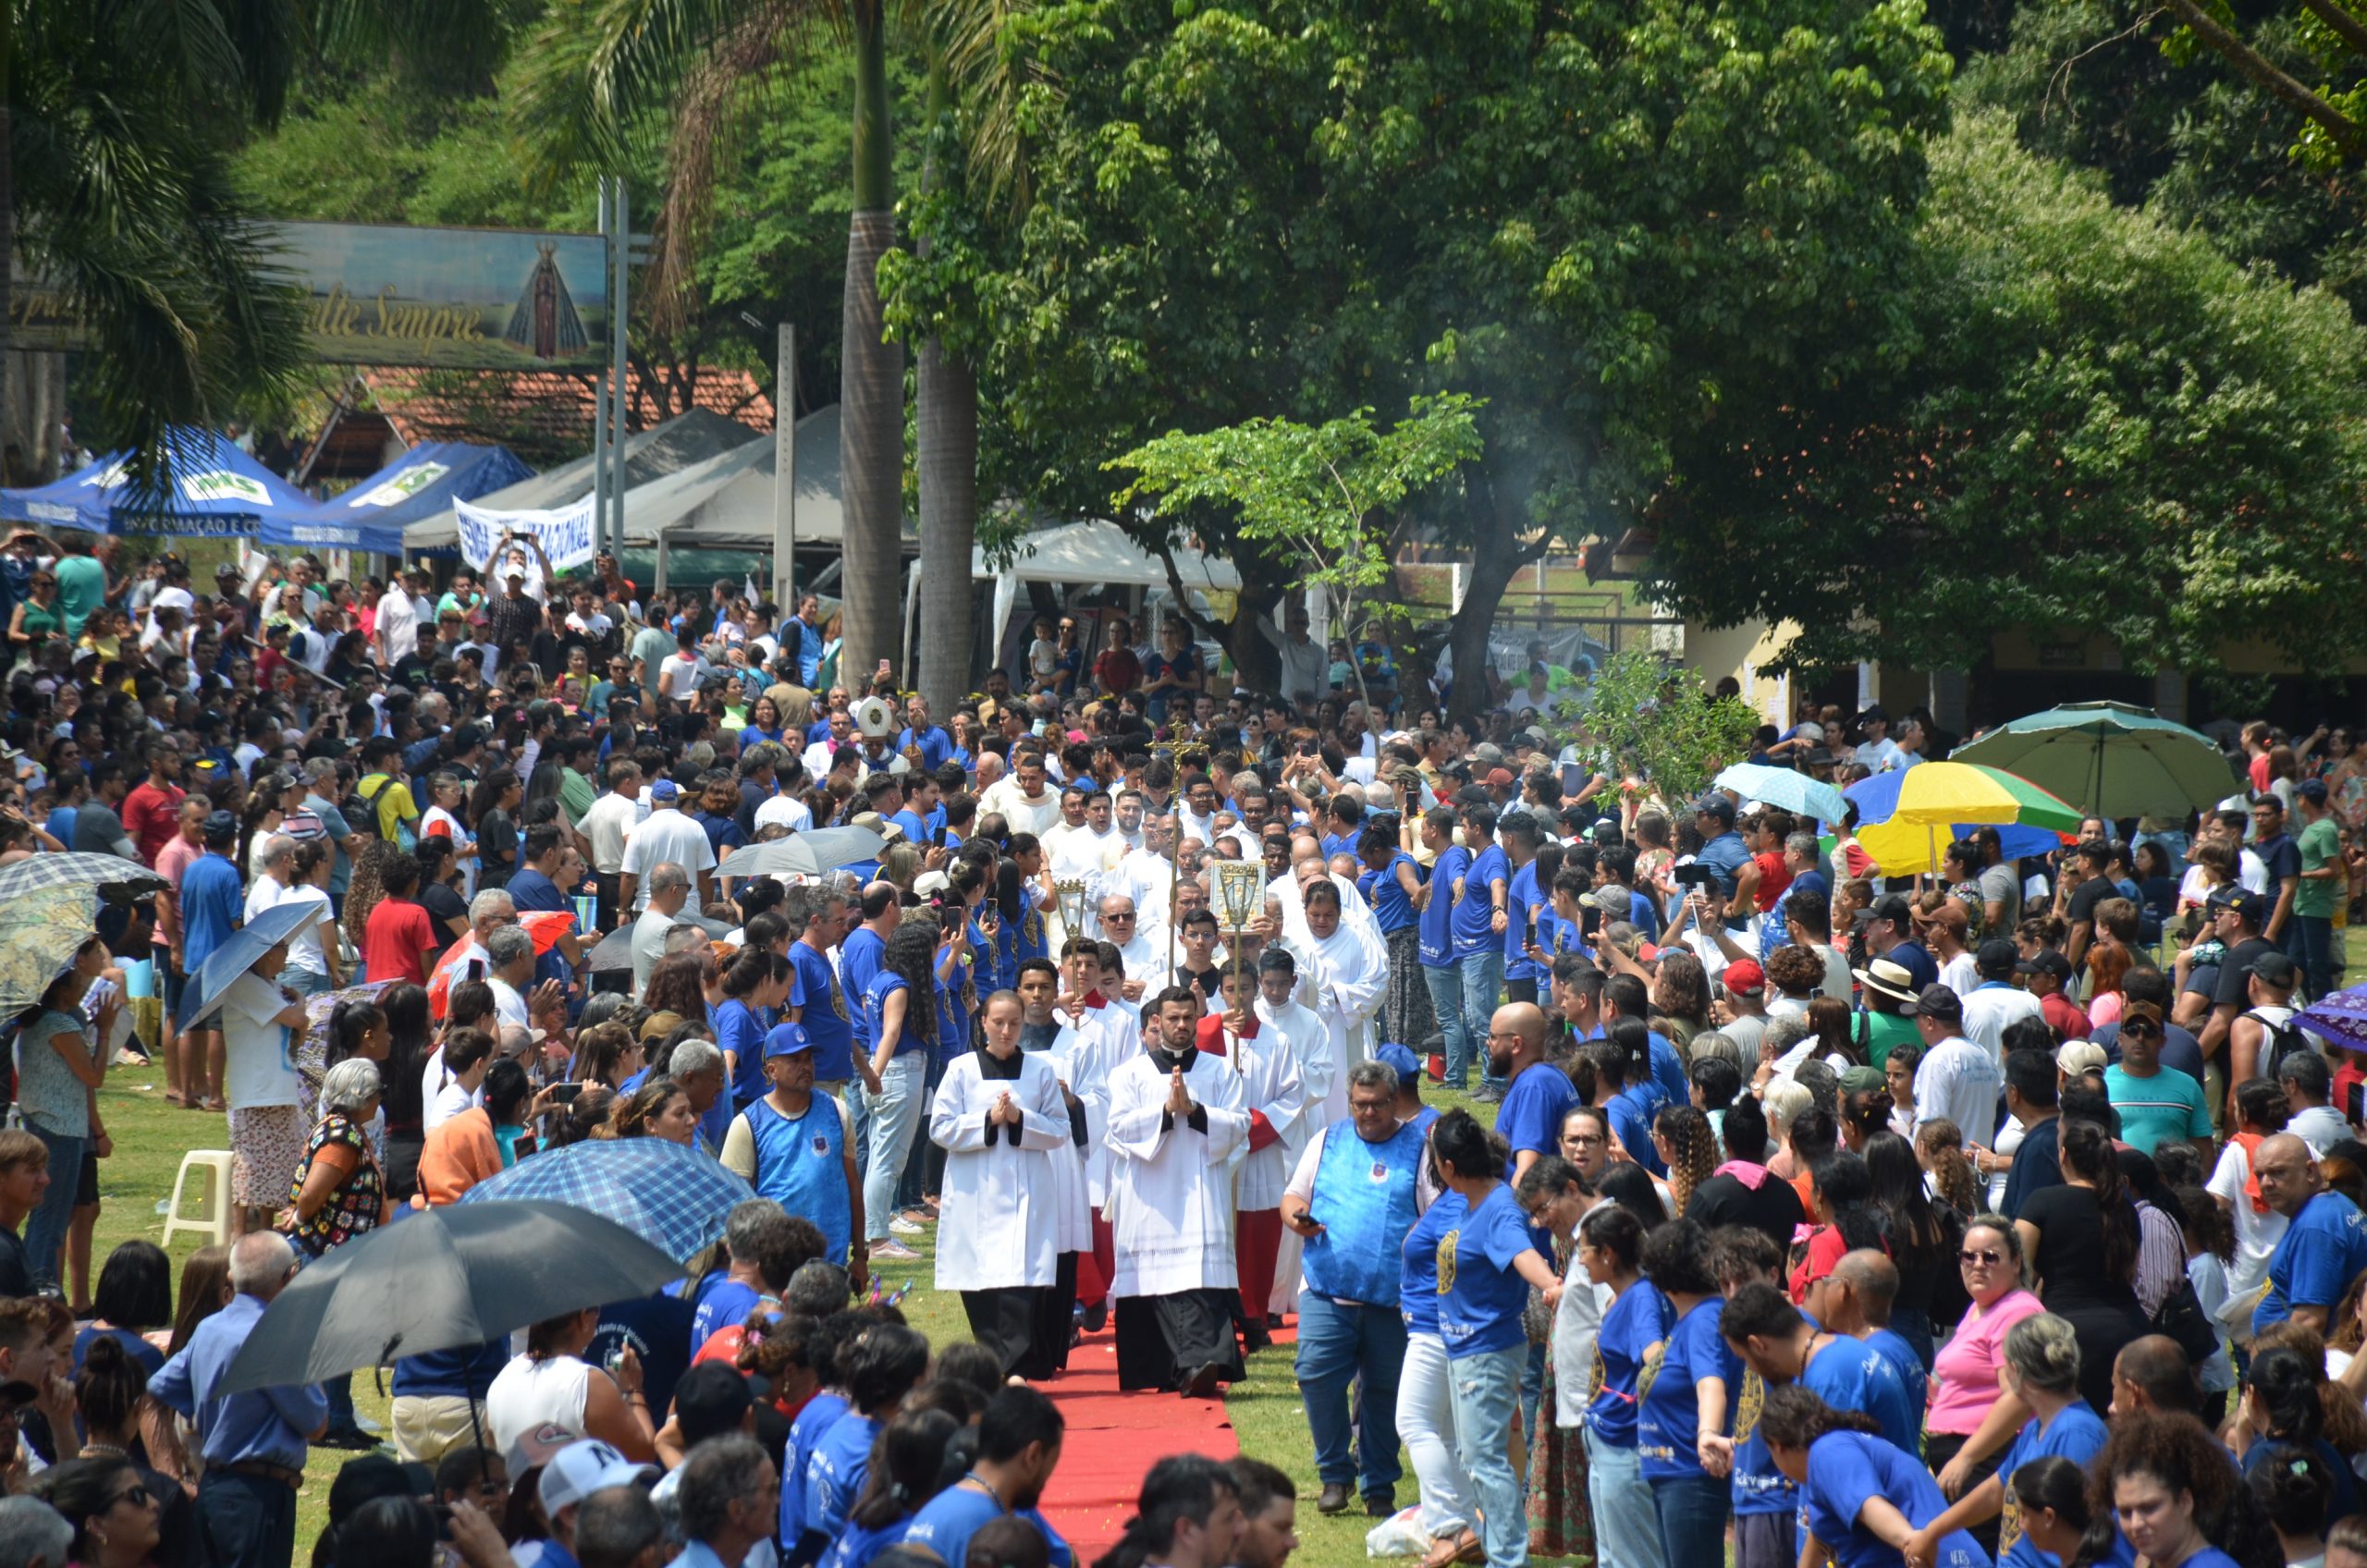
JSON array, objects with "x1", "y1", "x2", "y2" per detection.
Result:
[
  {"x1": 1300, "y1": 1117, "x2": 1426, "y2": 1307},
  {"x1": 747, "y1": 1095, "x2": 852, "y2": 1267}
]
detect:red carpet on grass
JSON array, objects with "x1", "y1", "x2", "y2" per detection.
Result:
[{"x1": 1034, "y1": 1325, "x2": 1237, "y2": 1563}]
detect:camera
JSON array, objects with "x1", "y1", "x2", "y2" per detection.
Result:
[{"x1": 1673, "y1": 863, "x2": 1711, "y2": 888}]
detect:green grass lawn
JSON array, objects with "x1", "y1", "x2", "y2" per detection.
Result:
[{"x1": 85, "y1": 1061, "x2": 1508, "y2": 1558}]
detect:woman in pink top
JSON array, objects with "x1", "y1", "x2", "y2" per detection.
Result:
[{"x1": 1923, "y1": 1214, "x2": 2044, "y2": 1552}]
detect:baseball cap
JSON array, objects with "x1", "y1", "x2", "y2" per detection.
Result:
[
  {"x1": 649, "y1": 778, "x2": 681, "y2": 803},
  {"x1": 1485, "y1": 767, "x2": 1515, "y2": 789},
  {"x1": 1975, "y1": 938, "x2": 2019, "y2": 980},
  {"x1": 2248, "y1": 950, "x2": 2300, "y2": 988},
  {"x1": 2016, "y1": 950, "x2": 2073, "y2": 983},
  {"x1": 1839, "y1": 1065, "x2": 1885, "y2": 1096},
  {"x1": 764, "y1": 1022, "x2": 814, "y2": 1059},
  {"x1": 2298, "y1": 778, "x2": 2329, "y2": 803},
  {"x1": 1721, "y1": 959, "x2": 1765, "y2": 996},
  {"x1": 639, "y1": 1010, "x2": 686, "y2": 1043},
  {"x1": 2057, "y1": 1040, "x2": 2107, "y2": 1079},
  {"x1": 203, "y1": 809, "x2": 239, "y2": 838},
  {"x1": 2208, "y1": 887, "x2": 2267, "y2": 924},
  {"x1": 670, "y1": 1361, "x2": 756, "y2": 1441},
  {"x1": 1869, "y1": 893, "x2": 1914, "y2": 927},
  {"x1": 1694, "y1": 794, "x2": 1736, "y2": 825},
  {"x1": 537, "y1": 1438, "x2": 656, "y2": 1516},
  {"x1": 1904, "y1": 984, "x2": 1963, "y2": 1021},
  {"x1": 1374, "y1": 1040, "x2": 1421, "y2": 1088}
]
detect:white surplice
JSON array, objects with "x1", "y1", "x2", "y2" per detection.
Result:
[
  {"x1": 1049, "y1": 996, "x2": 1139, "y2": 1210},
  {"x1": 930, "y1": 1051, "x2": 1072, "y2": 1291},
  {"x1": 1114, "y1": 931, "x2": 1173, "y2": 996},
  {"x1": 1216, "y1": 1023, "x2": 1309, "y2": 1212},
  {"x1": 1104, "y1": 1050, "x2": 1250, "y2": 1297},
  {"x1": 1273, "y1": 882, "x2": 1386, "y2": 1117}
]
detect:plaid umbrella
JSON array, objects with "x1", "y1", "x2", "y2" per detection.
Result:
[
  {"x1": 0, "y1": 851, "x2": 167, "y2": 902},
  {"x1": 454, "y1": 1135, "x2": 755, "y2": 1261},
  {"x1": 0, "y1": 885, "x2": 107, "y2": 1018},
  {"x1": 2299, "y1": 985, "x2": 2367, "y2": 1054}
]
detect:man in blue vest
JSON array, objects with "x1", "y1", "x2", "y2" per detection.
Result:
[
  {"x1": 1280, "y1": 1059, "x2": 1427, "y2": 1519},
  {"x1": 720, "y1": 1023, "x2": 868, "y2": 1296}
]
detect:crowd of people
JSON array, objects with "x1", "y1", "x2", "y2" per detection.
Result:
[{"x1": 1, "y1": 525, "x2": 2366, "y2": 1568}]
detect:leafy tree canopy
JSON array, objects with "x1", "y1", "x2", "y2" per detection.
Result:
[{"x1": 1647, "y1": 112, "x2": 2367, "y2": 680}]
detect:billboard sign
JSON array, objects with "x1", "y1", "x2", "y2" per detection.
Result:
[{"x1": 14, "y1": 221, "x2": 613, "y2": 371}]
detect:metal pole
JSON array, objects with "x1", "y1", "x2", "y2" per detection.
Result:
[
  {"x1": 773, "y1": 323, "x2": 797, "y2": 609},
  {"x1": 592, "y1": 185, "x2": 609, "y2": 555},
  {"x1": 609, "y1": 176, "x2": 632, "y2": 561}
]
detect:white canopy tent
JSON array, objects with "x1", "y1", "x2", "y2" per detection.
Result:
[{"x1": 899, "y1": 518, "x2": 1244, "y2": 677}]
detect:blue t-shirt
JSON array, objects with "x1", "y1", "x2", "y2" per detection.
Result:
[
  {"x1": 717, "y1": 998, "x2": 769, "y2": 1111},
  {"x1": 2240, "y1": 1437, "x2": 2359, "y2": 1535},
  {"x1": 1369, "y1": 851, "x2": 1422, "y2": 935},
  {"x1": 1587, "y1": 1281, "x2": 1669, "y2": 1448},
  {"x1": 1400, "y1": 1189, "x2": 1467, "y2": 1339},
  {"x1": 1608, "y1": 1088, "x2": 1662, "y2": 1177},
  {"x1": 789, "y1": 943, "x2": 854, "y2": 1082},
  {"x1": 389, "y1": 1340, "x2": 508, "y2": 1400},
  {"x1": 1437, "y1": 1184, "x2": 1539, "y2": 1359},
  {"x1": 1803, "y1": 1332, "x2": 1922, "y2": 1460},
  {"x1": 902, "y1": 1483, "x2": 1011, "y2": 1568},
  {"x1": 1418, "y1": 846, "x2": 1469, "y2": 968},
  {"x1": 1866, "y1": 1328, "x2": 1929, "y2": 1418},
  {"x1": 1802, "y1": 1430, "x2": 1993, "y2": 1568},
  {"x1": 180, "y1": 852, "x2": 245, "y2": 970},
  {"x1": 1506, "y1": 861, "x2": 1545, "y2": 980},
  {"x1": 863, "y1": 973, "x2": 924, "y2": 1060},
  {"x1": 804, "y1": 1410, "x2": 883, "y2": 1541},
  {"x1": 2256, "y1": 1192, "x2": 2367, "y2": 1334},
  {"x1": 841, "y1": 928, "x2": 886, "y2": 1049},
  {"x1": 71, "y1": 1324, "x2": 163, "y2": 1379},
  {"x1": 585, "y1": 1292, "x2": 696, "y2": 1423},
  {"x1": 899, "y1": 726, "x2": 952, "y2": 773},
  {"x1": 1999, "y1": 1403, "x2": 2112, "y2": 1568},
  {"x1": 1695, "y1": 832, "x2": 1751, "y2": 910},
  {"x1": 1451, "y1": 844, "x2": 1510, "y2": 959},
  {"x1": 1637, "y1": 1294, "x2": 1742, "y2": 1480},
  {"x1": 781, "y1": 1390, "x2": 852, "y2": 1547},
  {"x1": 688, "y1": 1274, "x2": 766, "y2": 1358},
  {"x1": 821, "y1": 1516, "x2": 911, "y2": 1568},
  {"x1": 1731, "y1": 1367, "x2": 1793, "y2": 1517}
]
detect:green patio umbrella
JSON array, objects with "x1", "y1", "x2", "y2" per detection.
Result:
[{"x1": 1952, "y1": 700, "x2": 2238, "y2": 819}]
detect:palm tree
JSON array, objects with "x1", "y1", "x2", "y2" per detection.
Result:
[
  {"x1": 5, "y1": 0, "x2": 308, "y2": 481},
  {"x1": 515, "y1": 0, "x2": 923, "y2": 689}
]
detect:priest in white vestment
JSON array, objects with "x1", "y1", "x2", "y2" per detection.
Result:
[
  {"x1": 1196, "y1": 964, "x2": 1307, "y2": 1350},
  {"x1": 931, "y1": 990, "x2": 1073, "y2": 1377},
  {"x1": 1106, "y1": 986, "x2": 1250, "y2": 1396},
  {"x1": 1272, "y1": 873, "x2": 1387, "y2": 1107}
]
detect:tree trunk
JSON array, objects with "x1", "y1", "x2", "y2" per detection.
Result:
[
  {"x1": 0, "y1": 6, "x2": 16, "y2": 489},
  {"x1": 1445, "y1": 472, "x2": 1547, "y2": 728},
  {"x1": 916, "y1": 338, "x2": 977, "y2": 713},
  {"x1": 836, "y1": 0, "x2": 904, "y2": 688}
]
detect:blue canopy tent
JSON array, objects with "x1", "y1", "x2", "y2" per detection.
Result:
[
  {"x1": 261, "y1": 442, "x2": 533, "y2": 555},
  {"x1": 0, "y1": 431, "x2": 313, "y2": 537}
]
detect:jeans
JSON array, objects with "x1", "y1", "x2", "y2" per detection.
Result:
[
  {"x1": 895, "y1": 1047, "x2": 950, "y2": 1213},
  {"x1": 196, "y1": 1468, "x2": 300, "y2": 1568},
  {"x1": 847, "y1": 1078, "x2": 874, "y2": 1182},
  {"x1": 1295, "y1": 1292, "x2": 1407, "y2": 1498},
  {"x1": 1585, "y1": 1423, "x2": 1668, "y2": 1568},
  {"x1": 1395, "y1": 1331, "x2": 1472, "y2": 1539},
  {"x1": 1650, "y1": 1469, "x2": 1733, "y2": 1568},
  {"x1": 2292, "y1": 914, "x2": 2336, "y2": 1002},
  {"x1": 1423, "y1": 965, "x2": 1471, "y2": 1088},
  {"x1": 285, "y1": 967, "x2": 330, "y2": 999},
  {"x1": 1460, "y1": 949, "x2": 1507, "y2": 1092},
  {"x1": 1521, "y1": 1339, "x2": 1545, "y2": 1446},
  {"x1": 22, "y1": 1125, "x2": 85, "y2": 1291},
  {"x1": 1448, "y1": 1343, "x2": 1527, "y2": 1567},
  {"x1": 861, "y1": 1054, "x2": 926, "y2": 1243}
]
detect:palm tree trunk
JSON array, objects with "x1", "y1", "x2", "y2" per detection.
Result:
[
  {"x1": 916, "y1": 339, "x2": 977, "y2": 713},
  {"x1": 0, "y1": 5, "x2": 16, "y2": 485},
  {"x1": 837, "y1": 0, "x2": 904, "y2": 688},
  {"x1": 914, "y1": 49, "x2": 976, "y2": 716}
]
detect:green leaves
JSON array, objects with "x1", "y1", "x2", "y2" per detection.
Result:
[{"x1": 1572, "y1": 651, "x2": 1761, "y2": 803}]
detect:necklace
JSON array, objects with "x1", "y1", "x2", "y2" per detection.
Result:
[
  {"x1": 962, "y1": 1469, "x2": 1006, "y2": 1510},
  {"x1": 80, "y1": 1441, "x2": 128, "y2": 1458}
]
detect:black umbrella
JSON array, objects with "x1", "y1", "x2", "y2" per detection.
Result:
[{"x1": 218, "y1": 1200, "x2": 685, "y2": 1395}]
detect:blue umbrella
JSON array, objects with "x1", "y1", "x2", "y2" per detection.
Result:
[
  {"x1": 178, "y1": 899, "x2": 325, "y2": 1031},
  {"x1": 1711, "y1": 762, "x2": 1847, "y2": 826},
  {"x1": 456, "y1": 1135, "x2": 756, "y2": 1261},
  {"x1": 2299, "y1": 984, "x2": 2367, "y2": 1055}
]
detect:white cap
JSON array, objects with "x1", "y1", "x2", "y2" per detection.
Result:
[
  {"x1": 535, "y1": 1437, "x2": 657, "y2": 1516},
  {"x1": 152, "y1": 586, "x2": 195, "y2": 615}
]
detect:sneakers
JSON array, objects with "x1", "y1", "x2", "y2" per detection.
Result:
[
  {"x1": 888, "y1": 1217, "x2": 927, "y2": 1237},
  {"x1": 1469, "y1": 1086, "x2": 1505, "y2": 1105},
  {"x1": 869, "y1": 1238, "x2": 921, "y2": 1261}
]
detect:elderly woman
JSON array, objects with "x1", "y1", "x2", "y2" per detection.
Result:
[{"x1": 282, "y1": 1057, "x2": 390, "y2": 1450}]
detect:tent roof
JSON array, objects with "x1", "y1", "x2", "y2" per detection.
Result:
[
  {"x1": 975, "y1": 519, "x2": 1240, "y2": 590},
  {"x1": 262, "y1": 441, "x2": 533, "y2": 553},
  {"x1": 653, "y1": 405, "x2": 889, "y2": 548},
  {"x1": 404, "y1": 407, "x2": 765, "y2": 547},
  {"x1": 0, "y1": 432, "x2": 314, "y2": 535}
]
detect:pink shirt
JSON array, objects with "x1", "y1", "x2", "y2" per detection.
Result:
[{"x1": 1928, "y1": 1287, "x2": 2043, "y2": 1435}]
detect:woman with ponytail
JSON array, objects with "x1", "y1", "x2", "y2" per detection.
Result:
[
  {"x1": 824, "y1": 1407, "x2": 961, "y2": 1568},
  {"x1": 1650, "y1": 1106, "x2": 1717, "y2": 1219},
  {"x1": 2237, "y1": 1347, "x2": 2361, "y2": 1531},
  {"x1": 2014, "y1": 1118, "x2": 2150, "y2": 1417},
  {"x1": 1759, "y1": 1386, "x2": 1988, "y2": 1568}
]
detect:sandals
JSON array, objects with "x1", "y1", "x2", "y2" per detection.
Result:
[{"x1": 1419, "y1": 1530, "x2": 1482, "y2": 1568}]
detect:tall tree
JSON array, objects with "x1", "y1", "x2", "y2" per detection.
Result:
[
  {"x1": 903, "y1": 0, "x2": 1952, "y2": 720},
  {"x1": 9, "y1": 0, "x2": 309, "y2": 475}
]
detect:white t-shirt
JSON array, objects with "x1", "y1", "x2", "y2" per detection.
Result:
[
  {"x1": 619, "y1": 810, "x2": 718, "y2": 912},
  {"x1": 221, "y1": 972, "x2": 301, "y2": 1110},
  {"x1": 754, "y1": 794, "x2": 814, "y2": 835},
  {"x1": 377, "y1": 589, "x2": 420, "y2": 663},
  {"x1": 244, "y1": 873, "x2": 288, "y2": 923},
  {"x1": 2206, "y1": 1138, "x2": 2289, "y2": 1316},
  {"x1": 656, "y1": 654, "x2": 701, "y2": 704},
  {"x1": 278, "y1": 884, "x2": 335, "y2": 977}
]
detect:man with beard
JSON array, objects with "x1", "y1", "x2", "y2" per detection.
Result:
[
  {"x1": 1106, "y1": 988, "x2": 1252, "y2": 1396},
  {"x1": 901, "y1": 1386, "x2": 1068, "y2": 1565}
]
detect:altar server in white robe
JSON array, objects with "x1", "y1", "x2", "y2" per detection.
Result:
[
  {"x1": 932, "y1": 988, "x2": 1074, "y2": 1377},
  {"x1": 1196, "y1": 962, "x2": 1308, "y2": 1351},
  {"x1": 1106, "y1": 986, "x2": 1251, "y2": 1397},
  {"x1": 1048, "y1": 936, "x2": 1134, "y2": 1319}
]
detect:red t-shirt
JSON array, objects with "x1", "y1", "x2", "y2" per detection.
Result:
[
  {"x1": 122, "y1": 780, "x2": 187, "y2": 867},
  {"x1": 364, "y1": 896, "x2": 437, "y2": 984},
  {"x1": 1094, "y1": 646, "x2": 1141, "y2": 694},
  {"x1": 2041, "y1": 990, "x2": 2092, "y2": 1040},
  {"x1": 1751, "y1": 850, "x2": 1793, "y2": 913}
]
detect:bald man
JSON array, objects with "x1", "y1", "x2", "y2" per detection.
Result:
[
  {"x1": 1825, "y1": 1249, "x2": 1929, "y2": 1417},
  {"x1": 2254, "y1": 1131, "x2": 2367, "y2": 1336},
  {"x1": 1488, "y1": 1002, "x2": 1575, "y2": 1186},
  {"x1": 2109, "y1": 1335, "x2": 2198, "y2": 1418}
]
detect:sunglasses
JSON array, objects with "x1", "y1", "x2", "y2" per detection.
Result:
[
  {"x1": 1958, "y1": 1248, "x2": 2004, "y2": 1267},
  {"x1": 113, "y1": 1484, "x2": 153, "y2": 1509},
  {"x1": 2121, "y1": 1023, "x2": 2161, "y2": 1039}
]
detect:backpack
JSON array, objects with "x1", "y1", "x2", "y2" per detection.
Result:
[
  {"x1": 2245, "y1": 1008, "x2": 2313, "y2": 1081},
  {"x1": 345, "y1": 775, "x2": 389, "y2": 842}
]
